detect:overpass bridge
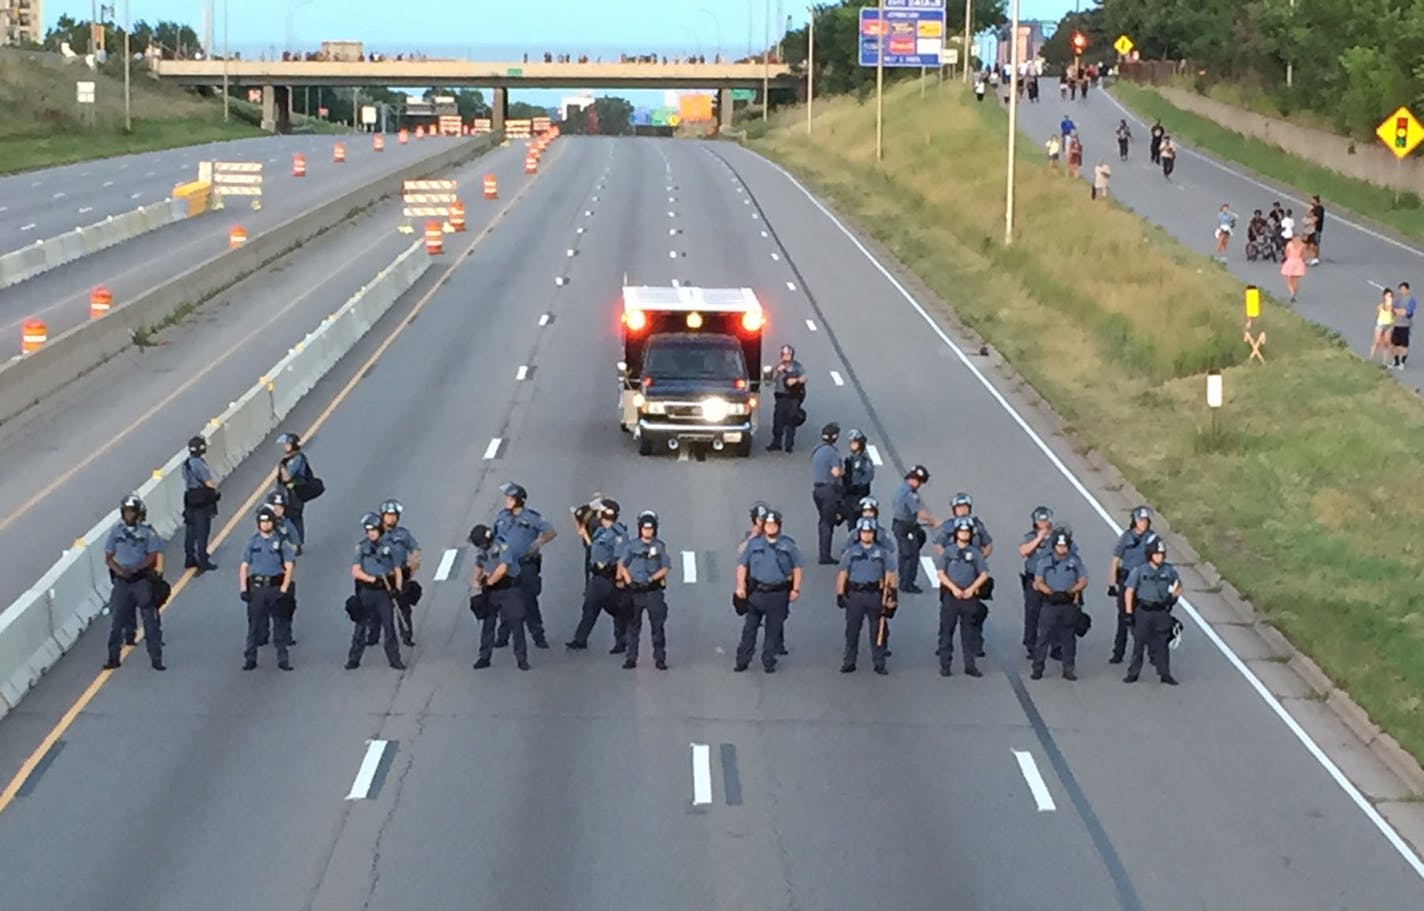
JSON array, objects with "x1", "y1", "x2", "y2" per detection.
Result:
[{"x1": 149, "y1": 59, "x2": 799, "y2": 133}]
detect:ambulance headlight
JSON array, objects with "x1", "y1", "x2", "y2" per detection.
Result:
[{"x1": 700, "y1": 397, "x2": 730, "y2": 422}]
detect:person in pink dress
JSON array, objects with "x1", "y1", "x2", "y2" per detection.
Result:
[{"x1": 1281, "y1": 234, "x2": 1307, "y2": 302}]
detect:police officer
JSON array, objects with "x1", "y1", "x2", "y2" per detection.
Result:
[
  {"x1": 1107, "y1": 505, "x2": 1154, "y2": 665},
  {"x1": 181, "y1": 435, "x2": 220, "y2": 573},
  {"x1": 734, "y1": 509, "x2": 802, "y2": 673},
  {"x1": 930, "y1": 493, "x2": 994, "y2": 558},
  {"x1": 836, "y1": 517, "x2": 894, "y2": 674},
  {"x1": 372, "y1": 499, "x2": 420, "y2": 648},
  {"x1": 346, "y1": 512, "x2": 406, "y2": 670},
  {"x1": 1123, "y1": 534, "x2": 1181, "y2": 686},
  {"x1": 102, "y1": 495, "x2": 165, "y2": 671},
  {"x1": 841, "y1": 497, "x2": 897, "y2": 560},
  {"x1": 469, "y1": 524, "x2": 529, "y2": 670},
  {"x1": 572, "y1": 492, "x2": 611, "y2": 581},
  {"x1": 118, "y1": 498, "x2": 165, "y2": 648},
  {"x1": 810, "y1": 423, "x2": 844, "y2": 564},
  {"x1": 619, "y1": 510, "x2": 671, "y2": 670},
  {"x1": 892, "y1": 465, "x2": 935, "y2": 593},
  {"x1": 842, "y1": 429, "x2": 875, "y2": 516},
  {"x1": 1017, "y1": 506, "x2": 1056, "y2": 659},
  {"x1": 276, "y1": 432, "x2": 314, "y2": 542},
  {"x1": 239, "y1": 506, "x2": 296, "y2": 671},
  {"x1": 493, "y1": 482, "x2": 557, "y2": 650},
  {"x1": 935, "y1": 516, "x2": 990, "y2": 677},
  {"x1": 254, "y1": 491, "x2": 303, "y2": 648},
  {"x1": 1031, "y1": 529, "x2": 1088, "y2": 681},
  {"x1": 567, "y1": 501, "x2": 629, "y2": 653},
  {"x1": 766, "y1": 344, "x2": 806, "y2": 453},
  {"x1": 739, "y1": 501, "x2": 770, "y2": 554}
]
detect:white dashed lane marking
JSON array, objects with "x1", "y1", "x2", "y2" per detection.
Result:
[
  {"x1": 482, "y1": 438, "x2": 502, "y2": 460},
  {"x1": 920, "y1": 556, "x2": 937, "y2": 585},
  {"x1": 1013, "y1": 750, "x2": 1057, "y2": 812},
  {"x1": 516, "y1": 365, "x2": 529, "y2": 380},
  {"x1": 787, "y1": 281, "x2": 797, "y2": 291},
  {"x1": 682, "y1": 551, "x2": 697, "y2": 584},
  {"x1": 805, "y1": 318, "x2": 817, "y2": 332},
  {"x1": 433, "y1": 548, "x2": 458, "y2": 582},
  {"x1": 830, "y1": 370, "x2": 844, "y2": 386},
  {"x1": 538, "y1": 313, "x2": 550, "y2": 326},
  {"x1": 691, "y1": 743, "x2": 713, "y2": 805},
  {"x1": 867, "y1": 444, "x2": 884, "y2": 466},
  {"x1": 345, "y1": 740, "x2": 390, "y2": 800},
  {"x1": 771, "y1": 252, "x2": 780, "y2": 261}
]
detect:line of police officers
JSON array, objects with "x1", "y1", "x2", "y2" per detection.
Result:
[{"x1": 102, "y1": 436, "x2": 1183, "y2": 684}]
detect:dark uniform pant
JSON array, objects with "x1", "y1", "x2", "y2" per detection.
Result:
[
  {"x1": 1021, "y1": 573, "x2": 1044, "y2": 653},
  {"x1": 1112, "y1": 584, "x2": 1136, "y2": 661},
  {"x1": 1128, "y1": 608, "x2": 1173, "y2": 679},
  {"x1": 812, "y1": 484, "x2": 840, "y2": 562},
  {"x1": 184, "y1": 505, "x2": 214, "y2": 567},
  {"x1": 1033, "y1": 598, "x2": 1078, "y2": 673},
  {"x1": 843, "y1": 588, "x2": 887, "y2": 670},
  {"x1": 737, "y1": 588, "x2": 789, "y2": 670},
  {"x1": 108, "y1": 577, "x2": 161, "y2": 663},
  {"x1": 894, "y1": 521, "x2": 923, "y2": 588},
  {"x1": 769, "y1": 395, "x2": 798, "y2": 450},
  {"x1": 626, "y1": 589, "x2": 667, "y2": 664},
  {"x1": 480, "y1": 586, "x2": 526, "y2": 663},
  {"x1": 244, "y1": 584, "x2": 290, "y2": 663},
  {"x1": 498, "y1": 558, "x2": 546, "y2": 644},
  {"x1": 939, "y1": 592, "x2": 983, "y2": 671},
  {"x1": 287, "y1": 503, "x2": 306, "y2": 544},
  {"x1": 348, "y1": 587, "x2": 402, "y2": 666},
  {"x1": 572, "y1": 573, "x2": 626, "y2": 648}
]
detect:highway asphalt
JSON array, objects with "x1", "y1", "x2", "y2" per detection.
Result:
[
  {"x1": 0, "y1": 132, "x2": 467, "y2": 258},
  {"x1": 0, "y1": 136, "x2": 1419, "y2": 910},
  {"x1": 1015, "y1": 81, "x2": 1422, "y2": 391}
]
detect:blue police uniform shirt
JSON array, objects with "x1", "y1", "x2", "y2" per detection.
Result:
[
  {"x1": 738, "y1": 534, "x2": 802, "y2": 583},
  {"x1": 276, "y1": 515, "x2": 303, "y2": 551},
  {"x1": 773, "y1": 359, "x2": 805, "y2": 394},
  {"x1": 1125, "y1": 561, "x2": 1180, "y2": 604},
  {"x1": 843, "y1": 522, "x2": 897, "y2": 557},
  {"x1": 381, "y1": 525, "x2": 420, "y2": 567},
  {"x1": 936, "y1": 545, "x2": 988, "y2": 589},
  {"x1": 494, "y1": 507, "x2": 553, "y2": 560},
  {"x1": 892, "y1": 481, "x2": 921, "y2": 523},
  {"x1": 181, "y1": 455, "x2": 212, "y2": 489},
  {"x1": 839, "y1": 539, "x2": 892, "y2": 584},
  {"x1": 1113, "y1": 528, "x2": 1152, "y2": 574},
  {"x1": 105, "y1": 521, "x2": 163, "y2": 571},
  {"x1": 621, "y1": 536, "x2": 671, "y2": 584},
  {"x1": 1035, "y1": 552, "x2": 1087, "y2": 591},
  {"x1": 846, "y1": 451, "x2": 875, "y2": 487},
  {"x1": 811, "y1": 442, "x2": 839, "y2": 485},
  {"x1": 282, "y1": 452, "x2": 311, "y2": 486},
  {"x1": 354, "y1": 536, "x2": 398, "y2": 578},
  {"x1": 474, "y1": 540, "x2": 521, "y2": 583},
  {"x1": 931, "y1": 518, "x2": 993, "y2": 551},
  {"x1": 243, "y1": 532, "x2": 295, "y2": 576},
  {"x1": 589, "y1": 522, "x2": 628, "y2": 569},
  {"x1": 1022, "y1": 529, "x2": 1077, "y2": 575}
]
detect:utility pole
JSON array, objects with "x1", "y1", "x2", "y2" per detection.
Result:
[
  {"x1": 962, "y1": 0, "x2": 972, "y2": 84},
  {"x1": 222, "y1": 0, "x2": 230, "y2": 122},
  {"x1": 762, "y1": 0, "x2": 770, "y2": 122},
  {"x1": 806, "y1": 6, "x2": 814, "y2": 134},
  {"x1": 1285, "y1": 0, "x2": 1295, "y2": 87},
  {"x1": 123, "y1": 0, "x2": 131, "y2": 130},
  {"x1": 1004, "y1": 0, "x2": 1019, "y2": 245},
  {"x1": 875, "y1": 0, "x2": 884, "y2": 160}
]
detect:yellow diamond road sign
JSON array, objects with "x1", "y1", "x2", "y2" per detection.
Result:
[
  {"x1": 1113, "y1": 34, "x2": 1134, "y2": 56},
  {"x1": 1376, "y1": 106, "x2": 1424, "y2": 160}
]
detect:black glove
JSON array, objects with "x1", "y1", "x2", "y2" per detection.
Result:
[
  {"x1": 836, "y1": 593, "x2": 847, "y2": 610},
  {"x1": 1165, "y1": 594, "x2": 1179, "y2": 608},
  {"x1": 1107, "y1": 584, "x2": 1119, "y2": 598},
  {"x1": 240, "y1": 590, "x2": 250, "y2": 603},
  {"x1": 1050, "y1": 590, "x2": 1074, "y2": 605}
]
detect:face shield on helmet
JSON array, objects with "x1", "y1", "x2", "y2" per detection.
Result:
[{"x1": 361, "y1": 512, "x2": 382, "y2": 532}]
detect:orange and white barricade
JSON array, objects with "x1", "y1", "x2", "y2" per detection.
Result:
[
  {"x1": 424, "y1": 220, "x2": 444, "y2": 255},
  {"x1": 292, "y1": 153, "x2": 306, "y2": 177},
  {"x1": 483, "y1": 174, "x2": 498, "y2": 199},
  {"x1": 373, "y1": 133, "x2": 385, "y2": 152},
  {"x1": 449, "y1": 200, "x2": 467, "y2": 232},
  {"x1": 20, "y1": 317, "x2": 47, "y2": 354},
  {"x1": 415, "y1": 125, "x2": 425, "y2": 139},
  {"x1": 399, "y1": 129, "x2": 409, "y2": 144},
  {"x1": 229, "y1": 225, "x2": 248, "y2": 248},
  {"x1": 89, "y1": 286, "x2": 112, "y2": 319},
  {"x1": 525, "y1": 155, "x2": 538, "y2": 174},
  {"x1": 333, "y1": 143, "x2": 346, "y2": 163}
]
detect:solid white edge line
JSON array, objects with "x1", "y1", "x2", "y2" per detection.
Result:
[
  {"x1": 830, "y1": 370, "x2": 845, "y2": 386},
  {"x1": 1013, "y1": 749, "x2": 1057, "y2": 812},
  {"x1": 516, "y1": 365, "x2": 529, "y2": 381},
  {"x1": 682, "y1": 550, "x2": 697, "y2": 584},
  {"x1": 433, "y1": 548, "x2": 458, "y2": 582},
  {"x1": 482, "y1": 438, "x2": 502, "y2": 460},
  {"x1": 866, "y1": 444, "x2": 884, "y2": 466},
  {"x1": 764, "y1": 154, "x2": 1424, "y2": 880},
  {"x1": 805, "y1": 318, "x2": 817, "y2": 331},
  {"x1": 919, "y1": 555, "x2": 937, "y2": 585},
  {"x1": 691, "y1": 742, "x2": 713, "y2": 805},
  {"x1": 345, "y1": 740, "x2": 388, "y2": 800}
]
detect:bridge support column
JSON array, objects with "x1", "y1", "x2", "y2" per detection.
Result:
[
  {"x1": 260, "y1": 85, "x2": 292, "y2": 134},
  {"x1": 492, "y1": 87, "x2": 507, "y2": 135},
  {"x1": 717, "y1": 87, "x2": 734, "y2": 131}
]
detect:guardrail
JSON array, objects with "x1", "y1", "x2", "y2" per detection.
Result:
[
  {"x1": 0, "y1": 133, "x2": 499, "y2": 428},
  {"x1": 0, "y1": 237, "x2": 431, "y2": 719},
  {"x1": 0, "y1": 198, "x2": 192, "y2": 290}
]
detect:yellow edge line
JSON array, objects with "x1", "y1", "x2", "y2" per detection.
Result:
[{"x1": 0, "y1": 145, "x2": 554, "y2": 815}]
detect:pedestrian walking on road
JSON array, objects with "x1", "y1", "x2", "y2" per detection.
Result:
[
  {"x1": 1116, "y1": 119, "x2": 1131, "y2": 160},
  {"x1": 974, "y1": 75, "x2": 986, "y2": 102},
  {"x1": 1045, "y1": 134, "x2": 1062, "y2": 173},
  {"x1": 1392, "y1": 281, "x2": 1414, "y2": 369},
  {"x1": 1067, "y1": 133, "x2": 1083, "y2": 178},
  {"x1": 1371, "y1": 288, "x2": 1397, "y2": 365},
  {"x1": 1149, "y1": 120, "x2": 1164, "y2": 164},
  {"x1": 1214, "y1": 204, "x2": 1237, "y2": 262},
  {"x1": 1306, "y1": 195, "x2": 1326, "y2": 265},
  {"x1": 1122, "y1": 535, "x2": 1181, "y2": 686},
  {"x1": 1159, "y1": 136, "x2": 1176, "y2": 179},
  {"x1": 181, "y1": 435, "x2": 220, "y2": 573},
  {"x1": 619, "y1": 510, "x2": 671, "y2": 670},
  {"x1": 1280, "y1": 233, "x2": 1307, "y2": 302},
  {"x1": 1092, "y1": 160, "x2": 1112, "y2": 200}
]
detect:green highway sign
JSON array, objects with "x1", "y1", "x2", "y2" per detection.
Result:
[{"x1": 731, "y1": 89, "x2": 755, "y2": 101}]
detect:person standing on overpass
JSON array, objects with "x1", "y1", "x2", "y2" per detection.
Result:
[
  {"x1": 1306, "y1": 195, "x2": 1326, "y2": 265},
  {"x1": 1392, "y1": 281, "x2": 1414, "y2": 369}
]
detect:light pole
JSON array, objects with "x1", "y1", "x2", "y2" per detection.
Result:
[
  {"x1": 1004, "y1": 0, "x2": 1019, "y2": 244},
  {"x1": 1285, "y1": 0, "x2": 1295, "y2": 87},
  {"x1": 875, "y1": 0, "x2": 884, "y2": 161},
  {"x1": 222, "y1": 0, "x2": 230, "y2": 122},
  {"x1": 762, "y1": 0, "x2": 770, "y2": 122},
  {"x1": 698, "y1": 7, "x2": 723, "y2": 59},
  {"x1": 122, "y1": 1, "x2": 130, "y2": 130},
  {"x1": 962, "y1": 0, "x2": 972, "y2": 84},
  {"x1": 806, "y1": 5, "x2": 814, "y2": 134},
  {"x1": 747, "y1": 0, "x2": 754, "y2": 57}
]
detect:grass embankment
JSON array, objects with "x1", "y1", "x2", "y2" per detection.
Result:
[
  {"x1": 1112, "y1": 81, "x2": 1424, "y2": 241},
  {"x1": 0, "y1": 50, "x2": 342, "y2": 175},
  {"x1": 753, "y1": 81, "x2": 1424, "y2": 764}
]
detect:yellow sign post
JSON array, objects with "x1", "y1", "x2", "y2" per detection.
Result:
[
  {"x1": 1113, "y1": 34, "x2": 1134, "y2": 56},
  {"x1": 1376, "y1": 106, "x2": 1424, "y2": 159}
]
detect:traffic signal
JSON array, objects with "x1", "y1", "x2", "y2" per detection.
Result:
[
  {"x1": 1071, "y1": 31, "x2": 1087, "y2": 54},
  {"x1": 1397, "y1": 116, "x2": 1410, "y2": 149}
]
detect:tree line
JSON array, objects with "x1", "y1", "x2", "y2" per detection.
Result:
[{"x1": 43, "y1": 14, "x2": 200, "y2": 59}]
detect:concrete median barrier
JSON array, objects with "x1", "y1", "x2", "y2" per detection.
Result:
[
  {"x1": 0, "y1": 198, "x2": 193, "y2": 291},
  {"x1": 0, "y1": 237, "x2": 430, "y2": 720},
  {"x1": 0, "y1": 134, "x2": 498, "y2": 428}
]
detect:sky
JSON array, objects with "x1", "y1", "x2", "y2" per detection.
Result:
[{"x1": 46, "y1": 0, "x2": 1080, "y2": 108}]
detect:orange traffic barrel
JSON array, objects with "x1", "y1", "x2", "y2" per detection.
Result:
[
  {"x1": 525, "y1": 155, "x2": 538, "y2": 174},
  {"x1": 292, "y1": 153, "x2": 306, "y2": 177},
  {"x1": 449, "y1": 200, "x2": 467, "y2": 232},
  {"x1": 333, "y1": 142, "x2": 346, "y2": 163},
  {"x1": 398, "y1": 129, "x2": 409, "y2": 144},
  {"x1": 373, "y1": 133, "x2": 385, "y2": 152},
  {"x1": 20, "y1": 317, "x2": 47, "y2": 354},
  {"x1": 89, "y1": 285, "x2": 113, "y2": 319},
  {"x1": 483, "y1": 173, "x2": 498, "y2": 199},
  {"x1": 415, "y1": 125, "x2": 425, "y2": 138},
  {"x1": 424, "y1": 220, "x2": 444, "y2": 255},
  {"x1": 229, "y1": 225, "x2": 248, "y2": 248}
]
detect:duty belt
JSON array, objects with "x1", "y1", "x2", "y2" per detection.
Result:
[
  {"x1": 628, "y1": 581, "x2": 664, "y2": 593},
  {"x1": 848, "y1": 581, "x2": 882, "y2": 592},
  {"x1": 519, "y1": 553, "x2": 543, "y2": 566},
  {"x1": 590, "y1": 564, "x2": 616, "y2": 578},
  {"x1": 249, "y1": 574, "x2": 284, "y2": 587},
  {"x1": 751, "y1": 580, "x2": 790, "y2": 593},
  {"x1": 1138, "y1": 601, "x2": 1169, "y2": 612}
]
